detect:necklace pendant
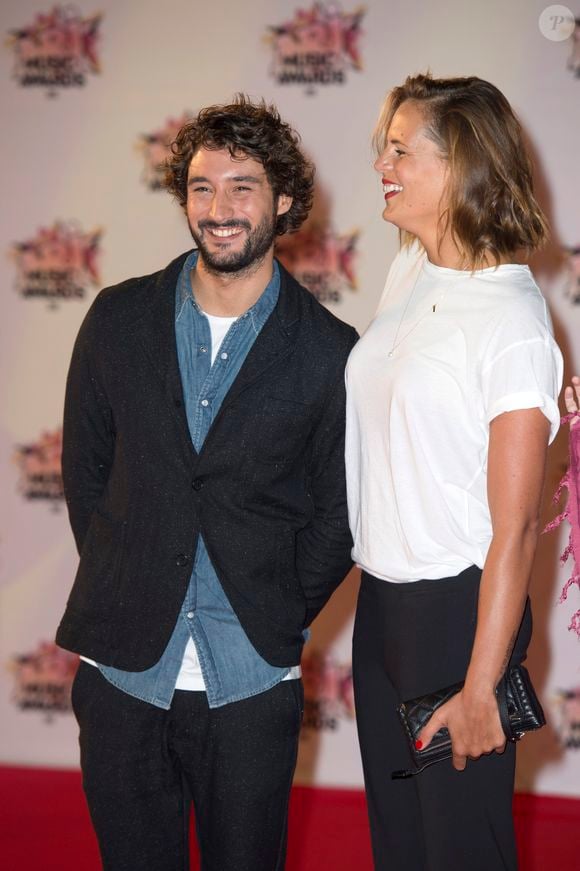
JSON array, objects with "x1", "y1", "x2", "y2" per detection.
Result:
[{"x1": 387, "y1": 350, "x2": 394, "y2": 358}]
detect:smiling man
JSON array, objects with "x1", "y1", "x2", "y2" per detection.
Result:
[{"x1": 57, "y1": 95, "x2": 357, "y2": 871}]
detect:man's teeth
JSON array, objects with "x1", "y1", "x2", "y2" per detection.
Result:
[
  {"x1": 209, "y1": 227, "x2": 242, "y2": 237},
  {"x1": 383, "y1": 183, "x2": 403, "y2": 194}
]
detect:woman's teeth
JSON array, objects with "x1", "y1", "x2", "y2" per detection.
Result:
[{"x1": 383, "y1": 183, "x2": 403, "y2": 194}]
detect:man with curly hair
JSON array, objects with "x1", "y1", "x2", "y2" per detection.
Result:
[{"x1": 57, "y1": 95, "x2": 357, "y2": 870}]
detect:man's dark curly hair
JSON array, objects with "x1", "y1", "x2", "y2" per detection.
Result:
[{"x1": 164, "y1": 94, "x2": 314, "y2": 235}]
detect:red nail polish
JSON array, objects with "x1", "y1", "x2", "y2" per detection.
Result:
[{"x1": 415, "y1": 739, "x2": 423, "y2": 750}]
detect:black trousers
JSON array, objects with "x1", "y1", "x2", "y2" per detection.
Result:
[
  {"x1": 71, "y1": 663, "x2": 304, "y2": 871},
  {"x1": 352, "y1": 565, "x2": 532, "y2": 871}
]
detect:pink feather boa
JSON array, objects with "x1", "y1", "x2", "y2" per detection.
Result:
[{"x1": 543, "y1": 415, "x2": 580, "y2": 636}]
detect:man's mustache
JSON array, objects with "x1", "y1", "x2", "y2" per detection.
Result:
[{"x1": 197, "y1": 219, "x2": 252, "y2": 232}]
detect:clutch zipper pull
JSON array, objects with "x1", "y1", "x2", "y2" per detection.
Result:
[{"x1": 391, "y1": 756, "x2": 448, "y2": 779}]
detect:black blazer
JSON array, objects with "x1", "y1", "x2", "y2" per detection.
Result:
[{"x1": 56, "y1": 252, "x2": 358, "y2": 670}]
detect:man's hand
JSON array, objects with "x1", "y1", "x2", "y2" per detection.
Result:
[
  {"x1": 564, "y1": 375, "x2": 580, "y2": 427},
  {"x1": 416, "y1": 687, "x2": 506, "y2": 772}
]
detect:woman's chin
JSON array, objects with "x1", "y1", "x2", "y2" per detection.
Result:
[{"x1": 381, "y1": 208, "x2": 403, "y2": 228}]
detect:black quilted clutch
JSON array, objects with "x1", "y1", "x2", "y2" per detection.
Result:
[{"x1": 392, "y1": 664, "x2": 545, "y2": 779}]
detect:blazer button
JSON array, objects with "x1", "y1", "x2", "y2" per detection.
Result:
[
  {"x1": 192, "y1": 478, "x2": 204, "y2": 491},
  {"x1": 175, "y1": 553, "x2": 189, "y2": 567}
]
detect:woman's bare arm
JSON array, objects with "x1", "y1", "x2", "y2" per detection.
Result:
[{"x1": 418, "y1": 407, "x2": 550, "y2": 770}]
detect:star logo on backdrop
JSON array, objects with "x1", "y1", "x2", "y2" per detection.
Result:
[
  {"x1": 6, "y1": 5, "x2": 102, "y2": 96},
  {"x1": 265, "y1": 2, "x2": 365, "y2": 94},
  {"x1": 553, "y1": 687, "x2": 580, "y2": 750},
  {"x1": 568, "y1": 18, "x2": 580, "y2": 76},
  {"x1": 276, "y1": 225, "x2": 359, "y2": 305},
  {"x1": 300, "y1": 651, "x2": 354, "y2": 734},
  {"x1": 137, "y1": 112, "x2": 193, "y2": 191},
  {"x1": 11, "y1": 221, "x2": 102, "y2": 309},
  {"x1": 9, "y1": 642, "x2": 79, "y2": 722},
  {"x1": 13, "y1": 428, "x2": 65, "y2": 507},
  {"x1": 564, "y1": 246, "x2": 580, "y2": 304}
]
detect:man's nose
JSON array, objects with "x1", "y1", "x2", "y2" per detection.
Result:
[{"x1": 208, "y1": 190, "x2": 234, "y2": 221}]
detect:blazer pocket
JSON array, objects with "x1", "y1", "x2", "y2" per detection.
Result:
[{"x1": 65, "y1": 510, "x2": 126, "y2": 621}]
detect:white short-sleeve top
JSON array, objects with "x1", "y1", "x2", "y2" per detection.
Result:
[{"x1": 345, "y1": 242, "x2": 564, "y2": 583}]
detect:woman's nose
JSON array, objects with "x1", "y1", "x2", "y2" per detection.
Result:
[{"x1": 374, "y1": 150, "x2": 391, "y2": 174}]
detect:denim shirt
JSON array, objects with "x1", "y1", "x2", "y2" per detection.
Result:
[{"x1": 98, "y1": 250, "x2": 295, "y2": 708}]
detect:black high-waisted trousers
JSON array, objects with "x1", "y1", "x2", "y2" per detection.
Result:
[{"x1": 352, "y1": 564, "x2": 532, "y2": 871}]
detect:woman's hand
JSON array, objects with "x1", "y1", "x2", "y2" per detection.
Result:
[
  {"x1": 564, "y1": 375, "x2": 580, "y2": 427},
  {"x1": 417, "y1": 686, "x2": 506, "y2": 771},
  {"x1": 417, "y1": 407, "x2": 550, "y2": 772}
]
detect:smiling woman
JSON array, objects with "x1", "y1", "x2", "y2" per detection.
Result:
[
  {"x1": 373, "y1": 74, "x2": 548, "y2": 270},
  {"x1": 346, "y1": 73, "x2": 563, "y2": 871},
  {"x1": 373, "y1": 100, "x2": 450, "y2": 259}
]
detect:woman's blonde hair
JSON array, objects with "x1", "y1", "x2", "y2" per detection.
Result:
[{"x1": 374, "y1": 73, "x2": 548, "y2": 268}]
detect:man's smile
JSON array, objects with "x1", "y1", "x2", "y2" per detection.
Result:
[{"x1": 205, "y1": 226, "x2": 245, "y2": 239}]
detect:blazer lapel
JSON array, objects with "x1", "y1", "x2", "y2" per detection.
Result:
[
  {"x1": 220, "y1": 315, "x2": 292, "y2": 409},
  {"x1": 128, "y1": 255, "x2": 303, "y2": 462},
  {"x1": 130, "y1": 252, "x2": 198, "y2": 462},
  {"x1": 215, "y1": 263, "x2": 300, "y2": 418}
]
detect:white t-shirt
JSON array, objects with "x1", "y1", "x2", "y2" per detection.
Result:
[{"x1": 345, "y1": 242, "x2": 563, "y2": 583}]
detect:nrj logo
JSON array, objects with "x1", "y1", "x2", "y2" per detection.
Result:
[
  {"x1": 9, "y1": 642, "x2": 79, "y2": 721},
  {"x1": 137, "y1": 113, "x2": 192, "y2": 191},
  {"x1": 276, "y1": 225, "x2": 358, "y2": 305},
  {"x1": 11, "y1": 221, "x2": 102, "y2": 308},
  {"x1": 266, "y1": 3, "x2": 365, "y2": 93},
  {"x1": 13, "y1": 428, "x2": 64, "y2": 507},
  {"x1": 300, "y1": 651, "x2": 354, "y2": 733},
  {"x1": 553, "y1": 687, "x2": 580, "y2": 750},
  {"x1": 6, "y1": 6, "x2": 102, "y2": 95}
]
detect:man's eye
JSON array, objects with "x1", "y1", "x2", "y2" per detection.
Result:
[
  {"x1": 395, "y1": 149, "x2": 406, "y2": 157},
  {"x1": 192, "y1": 186, "x2": 211, "y2": 193},
  {"x1": 234, "y1": 185, "x2": 251, "y2": 192}
]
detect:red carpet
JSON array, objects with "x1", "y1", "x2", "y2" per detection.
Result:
[{"x1": 0, "y1": 766, "x2": 578, "y2": 870}]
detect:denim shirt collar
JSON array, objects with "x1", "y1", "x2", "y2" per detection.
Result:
[{"x1": 175, "y1": 249, "x2": 280, "y2": 333}]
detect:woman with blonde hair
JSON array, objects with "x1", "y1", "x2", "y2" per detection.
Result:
[{"x1": 346, "y1": 74, "x2": 563, "y2": 870}]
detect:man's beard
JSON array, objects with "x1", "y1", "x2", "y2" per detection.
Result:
[{"x1": 188, "y1": 211, "x2": 278, "y2": 277}]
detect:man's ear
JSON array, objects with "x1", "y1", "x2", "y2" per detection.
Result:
[{"x1": 276, "y1": 193, "x2": 293, "y2": 216}]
